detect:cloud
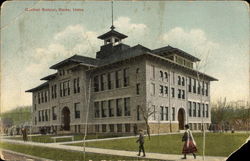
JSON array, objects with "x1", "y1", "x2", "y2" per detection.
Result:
[
  {"x1": 114, "y1": 17, "x2": 148, "y2": 44},
  {"x1": 25, "y1": 25, "x2": 100, "y2": 77},
  {"x1": 161, "y1": 27, "x2": 219, "y2": 65}
]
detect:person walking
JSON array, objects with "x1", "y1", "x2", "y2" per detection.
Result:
[
  {"x1": 136, "y1": 129, "x2": 146, "y2": 157},
  {"x1": 182, "y1": 124, "x2": 197, "y2": 159}
]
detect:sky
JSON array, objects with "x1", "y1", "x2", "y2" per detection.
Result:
[{"x1": 1, "y1": 1, "x2": 249, "y2": 112}]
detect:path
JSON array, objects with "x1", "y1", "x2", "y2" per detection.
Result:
[{"x1": 1, "y1": 138, "x2": 227, "y2": 161}]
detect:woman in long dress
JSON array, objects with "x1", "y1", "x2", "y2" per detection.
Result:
[{"x1": 182, "y1": 124, "x2": 197, "y2": 159}]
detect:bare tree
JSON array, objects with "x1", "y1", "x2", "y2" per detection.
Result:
[{"x1": 139, "y1": 101, "x2": 156, "y2": 140}]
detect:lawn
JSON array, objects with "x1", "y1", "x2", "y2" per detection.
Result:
[
  {"x1": 9, "y1": 133, "x2": 121, "y2": 143},
  {"x1": 0, "y1": 142, "x2": 159, "y2": 161},
  {"x1": 70, "y1": 132, "x2": 249, "y2": 157}
]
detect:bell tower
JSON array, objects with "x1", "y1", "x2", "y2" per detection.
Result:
[{"x1": 97, "y1": 1, "x2": 127, "y2": 46}]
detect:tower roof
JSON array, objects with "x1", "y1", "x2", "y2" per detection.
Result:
[{"x1": 97, "y1": 29, "x2": 128, "y2": 40}]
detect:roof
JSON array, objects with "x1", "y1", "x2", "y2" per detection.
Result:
[
  {"x1": 40, "y1": 73, "x2": 57, "y2": 80},
  {"x1": 97, "y1": 29, "x2": 128, "y2": 40},
  {"x1": 90, "y1": 44, "x2": 217, "y2": 81},
  {"x1": 152, "y1": 45, "x2": 200, "y2": 62},
  {"x1": 50, "y1": 55, "x2": 99, "y2": 69},
  {"x1": 26, "y1": 82, "x2": 49, "y2": 92},
  {"x1": 99, "y1": 44, "x2": 151, "y2": 66}
]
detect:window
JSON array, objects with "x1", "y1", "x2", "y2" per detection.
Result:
[
  {"x1": 51, "y1": 84, "x2": 57, "y2": 99},
  {"x1": 178, "y1": 89, "x2": 181, "y2": 98},
  {"x1": 74, "y1": 103, "x2": 80, "y2": 119},
  {"x1": 137, "y1": 105, "x2": 140, "y2": 120},
  {"x1": 198, "y1": 82, "x2": 201, "y2": 94},
  {"x1": 42, "y1": 110, "x2": 44, "y2": 121},
  {"x1": 172, "y1": 107, "x2": 175, "y2": 121},
  {"x1": 67, "y1": 81, "x2": 70, "y2": 95},
  {"x1": 171, "y1": 88, "x2": 175, "y2": 97},
  {"x1": 123, "y1": 68, "x2": 129, "y2": 87},
  {"x1": 94, "y1": 102, "x2": 100, "y2": 118},
  {"x1": 164, "y1": 86, "x2": 168, "y2": 95},
  {"x1": 100, "y1": 74, "x2": 106, "y2": 91},
  {"x1": 206, "y1": 104, "x2": 209, "y2": 118},
  {"x1": 182, "y1": 90, "x2": 185, "y2": 99},
  {"x1": 95, "y1": 125, "x2": 99, "y2": 132},
  {"x1": 51, "y1": 86, "x2": 54, "y2": 99},
  {"x1": 198, "y1": 103, "x2": 201, "y2": 117},
  {"x1": 150, "y1": 83, "x2": 155, "y2": 96},
  {"x1": 115, "y1": 70, "x2": 122, "y2": 88},
  {"x1": 74, "y1": 78, "x2": 80, "y2": 93},
  {"x1": 164, "y1": 72, "x2": 168, "y2": 81},
  {"x1": 160, "y1": 85, "x2": 164, "y2": 96},
  {"x1": 108, "y1": 100, "x2": 114, "y2": 117},
  {"x1": 41, "y1": 92, "x2": 44, "y2": 103},
  {"x1": 102, "y1": 124, "x2": 106, "y2": 132},
  {"x1": 107, "y1": 73, "x2": 114, "y2": 90},
  {"x1": 202, "y1": 81, "x2": 205, "y2": 95},
  {"x1": 61, "y1": 80, "x2": 70, "y2": 96},
  {"x1": 182, "y1": 77, "x2": 185, "y2": 86},
  {"x1": 124, "y1": 98, "x2": 130, "y2": 116},
  {"x1": 117, "y1": 124, "x2": 122, "y2": 132},
  {"x1": 189, "y1": 101, "x2": 192, "y2": 117},
  {"x1": 45, "y1": 110, "x2": 48, "y2": 121},
  {"x1": 52, "y1": 106, "x2": 57, "y2": 120},
  {"x1": 109, "y1": 124, "x2": 114, "y2": 132},
  {"x1": 116, "y1": 99, "x2": 122, "y2": 116},
  {"x1": 45, "y1": 91, "x2": 48, "y2": 102},
  {"x1": 101, "y1": 101, "x2": 107, "y2": 118},
  {"x1": 202, "y1": 103, "x2": 205, "y2": 117},
  {"x1": 94, "y1": 76, "x2": 99, "y2": 92},
  {"x1": 165, "y1": 107, "x2": 169, "y2": 121},
  {"x1": 205, "y1": 83, "x2": 209, "y2": 96},
  {"x1": 193, "y1": 79, "x2": 196, "y2": 93},
  {"x1": 136, "y1": 83, "x2": 140, "y2": 95},
  {"x1": 160, "y1": 106, "x2": 164, "y2": 121},
  {"x1": 193, "y1": 102, "x2": 196, "y2": 117},
  {"x1": 38, "y1": 111, "x2": 41, "y2": 122},
  {"x1": 60, "y1": 83, "x2": 63, "y2": 96},
  {"x1": 160, "y1": 71, "x2": 164, "y2": 81},
  {"x1": 125, "y1": 124, "x2": 130, "y2": 132},
  {"x1": 34, "y1": 104, "x2": 36, "y2": 111},
  {"x1": 188, "y1": 77, "x2": 192, "y2": 92},
  {"x1": 178, "y1": 76, "x2": 181, "y2": 85},
  {"x1": 38, "y1": 93, "x2": 41, "y2": 104}
]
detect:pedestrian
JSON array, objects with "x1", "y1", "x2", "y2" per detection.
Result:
[
  {"x1": 21, "y1": 127, "x2": 28, "y2": 141},
  {"x1": 136, "y1": 129, "x2": 146, "y2": 157},
  {"x1": 182, "y1": 124, "x2": 197, "y2": 159}
]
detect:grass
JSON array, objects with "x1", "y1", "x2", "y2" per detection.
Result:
[
  {"x1": 10, "y1": 134, "x2": 121, "y2": 143},
  {"x1": 70, "y1": 132, "x2": 249, "y2": 157},
  {"x1": 0, "y1": 142, "x2": 158, "y2": 161}
]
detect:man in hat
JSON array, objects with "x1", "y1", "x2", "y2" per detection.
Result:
[{"x1": 136, "y1": 129, "x2": 146, "y2": 157}]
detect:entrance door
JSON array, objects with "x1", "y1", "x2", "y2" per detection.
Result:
[
  {"x1": 62, "y1": 107, "x2": 70, "y2": 131},
  {"x1": 178, "y1": 108, "x2": 185, "y2": 130}
]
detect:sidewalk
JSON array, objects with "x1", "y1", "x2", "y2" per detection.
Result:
[{"x1": 1, "y1": 138, "x2": 227, "y2": 161}]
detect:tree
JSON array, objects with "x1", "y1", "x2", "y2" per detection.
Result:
[{"x1": 139, "y1": 101, "x2": 155, "y2": 140}]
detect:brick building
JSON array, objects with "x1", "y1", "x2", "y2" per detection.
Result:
[{"x1": 26, "y1": 26, "x2": 217, "y2": 134}]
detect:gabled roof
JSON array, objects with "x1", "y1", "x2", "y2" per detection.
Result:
[
  {"x1": 26, "y1": 82, "x2": 49, "y2": 92},
  {"x1": 50, "y1": 55, "x2": 99, "y2": 69},
  {"x1": 97, "y1": 29, "x2": 128, "y2": 40},
  {"x1": 40, "y1": 73, "x2": 57, "y2": 80},
  {"x1": 152, "y1": 45, "x2": 200, "y2": 62}
]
